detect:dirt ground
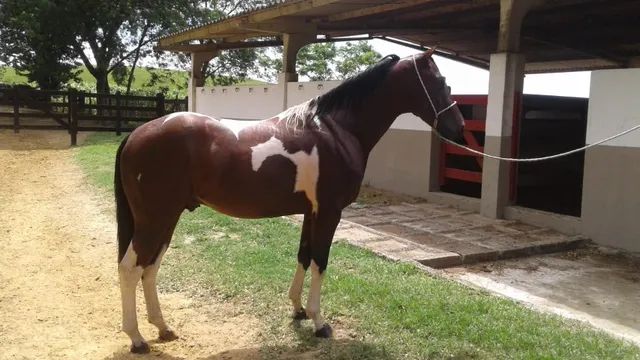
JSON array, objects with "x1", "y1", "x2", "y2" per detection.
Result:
[{"x1": 0, "y1": 131, "x2": 273, "y2": 359}]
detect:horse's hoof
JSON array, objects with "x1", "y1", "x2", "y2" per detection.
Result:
[
  {"x1": 130, "y1": 342, "x2": 150, "y2": 354},
  {"x1": 159, "y1": 329, "x2": 178, "y2": 342},
  {"x1": 293, "y1": 308, "x2": 308, "y2": 320},
  {"x1": 314, "y1": 324, "x2": 333, "y2": 338}
]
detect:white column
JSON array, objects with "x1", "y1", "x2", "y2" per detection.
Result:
[{"x1": 480, "y1": 52, "x2": 525, "y2": 218}]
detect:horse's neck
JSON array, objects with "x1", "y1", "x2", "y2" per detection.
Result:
[{"x1": 347, "y1": 87, "x2": 406, "y2": 155}]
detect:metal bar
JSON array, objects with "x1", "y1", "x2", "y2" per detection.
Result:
[
  {"x1": 463, "y1": 119, "x2": 486, "y2": 131},
  {"x1": 444, "y1": 168, "x2": 483, "y2": 183}
]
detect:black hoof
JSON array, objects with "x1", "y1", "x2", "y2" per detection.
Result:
[
  {"x1": 130, "y1": 342, "x2": 150, "y2": 354},
  {"x1": 159, "y1": 329, "x2": 178, "y2": 342},
  {"x1": 314, "y1": 324, "x2": 333, "y2": 338},
  {"x1": 293, "y1": 308, "x2": 308, "y2": 320}
]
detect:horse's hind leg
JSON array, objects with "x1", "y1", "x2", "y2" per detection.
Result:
[
  {"x1": 142, "y1": 244, "x2": 177, "y2": 341},
  {"x1": 120, "y1": 213, "x2": 181, "y2": 352},
  {"x1": 119, "y1": 242, "x2": 148, "y2": 353}
]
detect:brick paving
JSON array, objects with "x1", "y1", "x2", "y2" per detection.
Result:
[{"x1": 330, "y1": 202, "x2": 588, "y2": 268}]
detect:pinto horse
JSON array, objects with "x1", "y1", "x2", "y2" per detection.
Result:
[{"x1": 115, "y1": 50, "x2": 464, "y2": 353}]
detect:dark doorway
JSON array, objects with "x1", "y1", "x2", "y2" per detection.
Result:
[{"x1": 514, "y1": 95, "x2": 588, "y2": 216}]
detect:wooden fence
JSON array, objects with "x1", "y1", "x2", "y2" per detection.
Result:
[{"x1": 0, "y1": 87, "x2": 188, "y2": 145}]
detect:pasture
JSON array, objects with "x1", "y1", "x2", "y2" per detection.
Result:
[{"x1": 0, "y1": 130, "x2": 638, "y2": 359}]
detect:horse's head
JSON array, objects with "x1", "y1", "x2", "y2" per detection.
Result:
[{"x1": 402, "y1": 49, "x2": 465, "y2": 141}]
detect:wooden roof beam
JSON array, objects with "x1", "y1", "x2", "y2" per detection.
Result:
[
  {"x1": 157, "y1": 39, "x2": 283, "y2": 52},
  {"x1": 325, "y1": 0, "x2": 435, "y2": 22},
  {"x1": 525, "y1": 59, "x2": 620, "y2": 73},
  {"x1": 391, "y1": 0, "x2": 498, "y2": 23}
]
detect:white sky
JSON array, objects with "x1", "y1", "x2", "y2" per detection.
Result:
[{"x1": 369, "y1": 39, "x2": 592, "y2": 98}]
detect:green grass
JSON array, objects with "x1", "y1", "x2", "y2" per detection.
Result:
[
  {"x1": 0, "y1": 67, "x2": 27, "y2": 84},
  {"x1": 76, "y1": 132, "x2": 640, "y2": 360}
]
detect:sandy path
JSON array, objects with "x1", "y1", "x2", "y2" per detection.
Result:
[{"x1": 0, "y1": 131, "x2": 264, "y2": 359}]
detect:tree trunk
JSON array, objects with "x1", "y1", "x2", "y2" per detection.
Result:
[
  {"x1": 95, "y1": 71, "x2": 110, "y2": 94},
  {"x1": 126, "y1": 24, "x2": 150, "y2": 96}
]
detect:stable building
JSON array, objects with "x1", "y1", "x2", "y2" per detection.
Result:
[{"x1": 157, "y1": 0, "x2": 640, "y2": 252}]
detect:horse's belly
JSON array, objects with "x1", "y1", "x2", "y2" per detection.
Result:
[
  {"x1": 202, "y1": 185, "x2": 308, "y2": 219},
  {"x1": 196, "y1": 162, "x2": 312, "y2": 219}
]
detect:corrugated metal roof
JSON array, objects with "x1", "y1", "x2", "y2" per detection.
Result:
[{"x1": 158, "y1": 0, "x2": 290, "y2": 41}]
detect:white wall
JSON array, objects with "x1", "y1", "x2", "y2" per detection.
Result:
[
  {"x1": 286, "y1": 81, "x2": 339, "y2": 107},
  {"x1": 195, "y1": 81, "x2": 430, "y2": 132},
  {"x1": 587, "y1": 69, "x2": 640, "y2": 148},
  {"x1": 194, "y1": 84, "x2": 283, "y2": 120}
]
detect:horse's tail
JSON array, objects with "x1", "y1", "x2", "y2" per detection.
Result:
[{"x1": 115, "y1": 135, "x2": 133, "y2": 263}]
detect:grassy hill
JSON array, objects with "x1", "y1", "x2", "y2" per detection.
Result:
[{"x1": 0, "y1": 66, "x2": 267, "y2": 97}]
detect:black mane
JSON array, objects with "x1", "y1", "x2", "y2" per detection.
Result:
[{"x1": 315, "y1": 55, "x2": 400, "y2": 118}]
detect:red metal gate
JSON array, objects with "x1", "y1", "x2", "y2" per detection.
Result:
[
  {"x1": 438, "y1": 94, "x2": 521, "y2": 200},
  {"x1": 439, "y1": 95, "x2": 487, "y2": 188}
]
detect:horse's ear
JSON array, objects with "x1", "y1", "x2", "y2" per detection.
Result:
[{"x1": 425, "y1": 46, "x2": 437, "y2": 58}]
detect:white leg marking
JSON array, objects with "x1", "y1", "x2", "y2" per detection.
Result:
[
  {"x1": 119, "y1": 242, "x2": 146, "y2": 346},
  {"x1": 250, "y1": 136, "x2": 319, "y2": 213},
  {"x1": 306, "y1": 260, "x2": 325, "y2": 330},
  {"x1": 288, "y1": 263, "x2": 306, "y2": 315},
  {"x1": 137, "y1": 173, "x2": 142, "y2": 182},
  {"x1": 142, "y1": 245, "x2": 170, "y2": 333}
]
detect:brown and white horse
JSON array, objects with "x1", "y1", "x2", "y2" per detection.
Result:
[{"x1": 115, "y1": 50, "x2": 464, "y2": 353}]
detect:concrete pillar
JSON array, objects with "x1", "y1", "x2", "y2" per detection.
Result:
[
  {"x1": 581, "y1": 69, "x2": 640, "y2": 252},
  {"x1": 188, "y1": 51, "x2": 217, "y2": 112},
  {"x1": 279, "y1": 33, "x2": 315, "y2": 110},
  {"x1": 479, "y1": 0, "x2": 543, "y2": 218},
  {"x1": 480, "y1": 53, "x2": 525, "y2": 218}
]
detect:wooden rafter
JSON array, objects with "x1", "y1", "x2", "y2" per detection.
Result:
[{"x1": 157, "y1": 39, "x2": 284, "y2": 52}]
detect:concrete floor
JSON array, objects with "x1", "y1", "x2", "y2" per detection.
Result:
[
  {"x1": 341, "y1": 202, "x2": 587, "y2": 268},
  {"x1": 445, "y1": 247, "x2": 640, "y2": 346},
  {"x1": 324, "y1": 195, "x2": 640, "y2": 347}
]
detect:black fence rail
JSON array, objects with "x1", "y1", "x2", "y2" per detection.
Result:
[{"x1": 0, "y1": 87, "x2": 188, "y2": 145}]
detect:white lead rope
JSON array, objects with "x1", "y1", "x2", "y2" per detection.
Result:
[{"x1": 435, "y1": 124, "x2": 640, "y2": 162}]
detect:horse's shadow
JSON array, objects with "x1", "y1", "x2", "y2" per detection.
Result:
[{"x1": 103, "y1": 327, "x2": 392, "y2": 360}]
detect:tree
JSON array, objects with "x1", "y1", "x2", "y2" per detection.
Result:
[
  {"x1": 297, "y1": 43, "x2": 338, "y2": 81},
  {"x1": 257, "y1": 41, "x2": 381, "y2": 83},
  {"x1": 64, "y1": 0, "x2": 197, "y2": 94},
  {"x1": 0, "y1": 1, "x2": 79, "y2": 89},
  {"x1": 336, "y1": 41, "x2": 381, "y2": 79}
]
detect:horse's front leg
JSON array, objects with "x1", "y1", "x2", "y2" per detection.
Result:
[
  {"x1": 306, "y1": 210, "x2": 341, "y2": 338},
  {"x1": 289, "y1": 215, "x2": 312, "y2": 320}
]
